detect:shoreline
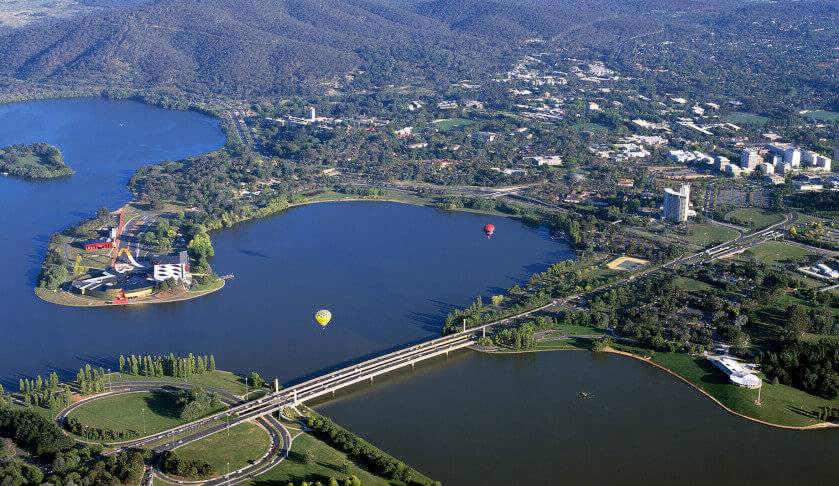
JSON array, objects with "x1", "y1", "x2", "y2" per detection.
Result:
[
  {"x1": 476, "y1": 341, "x2": 837, "y2": 431},
  {"x1": 601, "y1": 346, "x2": 838, "y2": 431},
  {"x1": 34, "y1": 279, "x2": 225, "y2": 307}
]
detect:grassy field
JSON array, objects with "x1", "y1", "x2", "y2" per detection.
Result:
[
  {"x1": 724, "y1": 112, "x2": 770, "y2": 126},
  {"x1": 683, "y1": 223, "x2": 739, "y2": 247},
  {"x1": 432, "y1": 117, "x2": 474, "y2": 131},
  {"x1": 174, "y1": 422, "x2": 271, "y2": 478},
  {"x1": 739, "y1": 241, "x2": 814, "y2": 265},
  {"x1": 112, "y1": 370, "x2": 248, "y2": 396},
  {"x1": 673, "y1": 276, "x2": 715, "y2": 292},
  {"x1": 614, "y1": 348, "x2": 839, "y2": 427},
  {"x1": 246, "y1": 433, "x2": 402, "y2": 486},
  {"x1": 804, "y1": 110, "x2": 839, "y2": 122},
  {"x1": 723, "y1": 208, "x2": 784, "y2": 229},
  {"x1": 67, "y1": 390, "x2": 225, "y2": 438}
]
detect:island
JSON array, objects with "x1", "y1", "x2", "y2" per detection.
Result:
[{"x1": 0, "y1": 143, "x2": 74, "y2": 179}]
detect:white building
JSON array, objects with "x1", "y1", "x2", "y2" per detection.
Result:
[
  {"x1": 708, "y1": 356, "x2": 762, "y2": 389},
  {"x1": 150, "y1": 251, "x2": 191, "y2": 283},
  {"x1": 662, "y1": 184, "x2": 692, "y2": 223},
  {"x1": 529, "y1": 155, "x2": 563, "y2": 166}
]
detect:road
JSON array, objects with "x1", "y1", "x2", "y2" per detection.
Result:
[{"x1": 55, "y1": 380, "x2": 291, "y2": 485}]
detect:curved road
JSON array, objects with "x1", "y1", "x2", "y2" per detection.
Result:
[{"x1": 55, "y1": 380, "x2": 290, "y2": 485}]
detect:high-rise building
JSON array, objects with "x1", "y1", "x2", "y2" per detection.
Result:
[
  {"x1": 783, "y1": 147, "x2": 801, "y2": 168},
  {"x1": 740, "y1": 148, "x2": 762, "y2": 171},
  {"x1": 662, "y1": 184, "x2": 691, "y2": 223},
  {"x1": 309, "y1": 107, "x2": 316, "y2": 122}
]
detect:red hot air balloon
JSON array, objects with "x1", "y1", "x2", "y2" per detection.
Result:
[{"x1": 483, "y1": 224, "x2": 495, "y2": 239}]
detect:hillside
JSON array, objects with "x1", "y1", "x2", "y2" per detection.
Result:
[
  {"x1": 0, "y1": 0, "x2": 495, "y2": 98},
  {"x1": 0, "y1": 0, "x2": 737, "y2": 99}
]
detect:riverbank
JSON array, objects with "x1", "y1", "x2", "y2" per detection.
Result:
[{"x1": 603, "y1": 346, "x2": 839, "y2": 430}]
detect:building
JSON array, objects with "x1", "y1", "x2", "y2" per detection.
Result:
[
  {"x1": 529, "y1": 155, "x2": 563, "y2": 166},
  {"x1": 395, "y1": 126, "x2": 414, "y2": 138},
  {"x1": 84, "y1": 239, "x2": 114, "y2": 251},
  {"x1": 150, "y1": 251, "x2": 190, "y2": 283},
  {"x1": 708, "y1": 356, "x2": 762, "y2": 389},
  {"x1": 740, "y1": 148, "x2": 763, "y2": 171},
  {"x1": 662, "y1": 184, "x2": 692, "y2": 223}
]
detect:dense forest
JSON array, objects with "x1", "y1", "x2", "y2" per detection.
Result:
[{"x1": 0, "y1": 143, "x2": 73, "y2": 179}]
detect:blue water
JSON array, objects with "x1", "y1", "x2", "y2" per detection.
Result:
[{"x1": 0, "y1": 98, "x2": 571, "y2": 384}]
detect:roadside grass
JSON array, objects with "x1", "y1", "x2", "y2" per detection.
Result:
[
  {"x1": 112, "y1": 370, "x2": 248, "y2": 396},
  {"x1": 245, "y1": 433, "x2": 403, "y2": 486},
  {"x1": 613, "y1": 347, "x2": 839, "y2": 427},
  {"x1": 174, "y1": 422, "x2": 271, "y2": 478},
  {"x1": 738, "y1": 241, "x2": 814, "y2": 265},
  {"x1": 683, "y1": 223, "x2": 739, "y2": 247},
  {"x1": 723, "y1": 208, "x2": 784, "y2": 229},
  {"x1": 66, "y1": 390, "x2": 225, "y2": 438},
  {"x1": 724, "y1": 112, "x2": 770, "y2": 126},
  {"x1": 432, "y1": 117, "x2": 474, "y2": 131}
]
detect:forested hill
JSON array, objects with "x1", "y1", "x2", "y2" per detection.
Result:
[{"x1": 0, "y1": 0, "x2": 735, "y2": 99}]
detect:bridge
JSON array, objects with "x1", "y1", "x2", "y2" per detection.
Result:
[{"x1": 122, "y1": 324, "x2": 488, "y2": 451}]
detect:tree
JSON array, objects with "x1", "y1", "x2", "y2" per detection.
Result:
[
  {"x1": 786, "y1": 304, "x2": 810, "y2": 338},
  {"x1": 249, "y1": 371, "x2": 265, "y2": 389}
]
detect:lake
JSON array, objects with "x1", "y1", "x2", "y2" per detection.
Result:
[
  {"x1": 0, "y1": 98, "x2": 836, "y2": 486},
  {"x1": 0, "y1": 98, "x2": 571, "y2": 384},
  {"x1": 319, "y1": 351, "x2": 839, "y2": 486}
]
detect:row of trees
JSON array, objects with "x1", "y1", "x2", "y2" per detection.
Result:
[
  {"x1": 18, "y1": 371, "x2": 71, "y2": 409},
  {"x1": 118, "y1": 352, "x2": 217, "y2": 378},
  {"x1": 63, "y1": 416, "x2": 139, "y2": 442},
  {"x1": 76, "y1": 364, "x2": 108, "y2": 395},
  {"x1": 306, "y1": 414, "x2": 435, "y2": 486}
]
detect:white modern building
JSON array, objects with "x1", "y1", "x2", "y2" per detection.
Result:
[
  {"x1": 708, "y1": 356, "x2": 762, "y2": 389},
  {"x1": 150, "y1": 251, "x2": 191, "y2": 283},
  {"x1": 662, "y1": 184, "x2": 692, "y2": 223}
]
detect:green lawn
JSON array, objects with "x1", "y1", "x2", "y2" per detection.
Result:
[
  {"x1": 432, "y1": 118, "x2": 474, "y2": 131},
  {"x1": 245, "y1": 433, "x2": 401, "y2": 486},
  {"x1": 67, "y1": 390, "x2": 225, "y2": 439},
  {"x1": 724, "y1": 112, "x2": 770, "y2": 126},
  {"x1": 534, "y1": 337, "x2": 593, "y2": 351},
  {"x1": 551, "y1": 324, "x2": 607, "y2": 337},
  {"x1": 673, "y1": 276, "x2": 715, "y2": 292},
  {"x1": 615, "y1": 348, "x2": 839, "y2": 427},
  {"x1": 739, "y1": 241, "x2": 814, "y2": 265},
  {"x1": 723, "y1": 208, "x2": 784, "y2": 229},
  {"x1": 683, "y1": 223, "x2": 739, "y2": 247},
  {"x1": 112, "y1": 370, "x2": 248, "y2": 396},
  {"x1": 804, "y1": 110, "x2": 839, "y2": 122},
  {"x1": 174, "y1": 422, "x2": 271, "y2": 478}
]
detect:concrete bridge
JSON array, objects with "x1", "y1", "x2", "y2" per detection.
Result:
[{"x1": 125, "y1": 324, "x2": 487, "y2": 450}]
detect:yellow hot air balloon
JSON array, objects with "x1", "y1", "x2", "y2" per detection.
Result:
[{"x1": 315, "y1": 309, "x2": 332, "y2": 327}]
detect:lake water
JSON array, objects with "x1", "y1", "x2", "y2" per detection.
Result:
[
  {"x1": 0, "y1": 98, "x2": 570, "y2": 384},
  {"x1": 1, "y1": 98, "x2": 836, "y2": 486},
  {"x1": 319, "y1": 351, "x2": 839, "y2": 486}
]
